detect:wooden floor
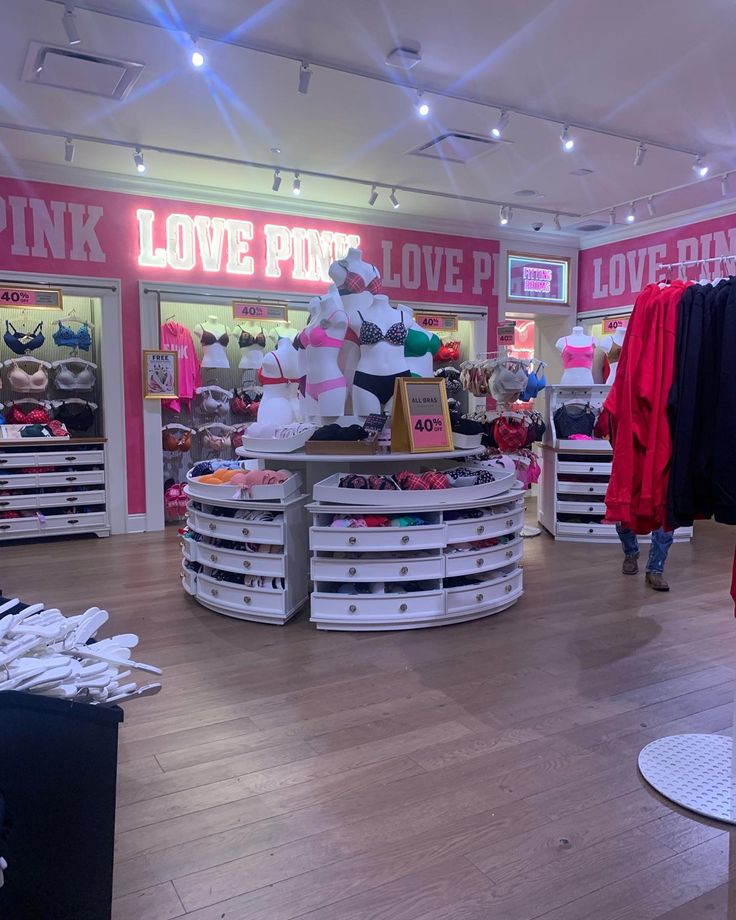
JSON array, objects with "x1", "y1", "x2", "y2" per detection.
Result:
[{"x1": 4, "y1": 518, "x2": 736, "y2": 919}]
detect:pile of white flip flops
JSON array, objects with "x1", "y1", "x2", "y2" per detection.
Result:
[{"x1": 0, "y1": 598, "x2": 162, "y2": 704}]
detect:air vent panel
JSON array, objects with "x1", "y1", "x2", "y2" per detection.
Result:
[
  {"x1": 577, "y1": 222, "x2": 608, "y2": 232},
  {"x1": 22, "y1": 42, "x2": 144, "y2": 99},
  {"x1": 408, "y1": 131, "x2": 507, "y2": 164}
]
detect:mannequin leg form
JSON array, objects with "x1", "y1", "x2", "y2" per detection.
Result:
[
  {"x1": 352, "y1": 385, "x2": 382, "y2": 419},
  {"x1": 316, "y1": 385, "x2": 348, "y2": 423}
]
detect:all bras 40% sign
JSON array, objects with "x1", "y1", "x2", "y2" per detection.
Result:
[{"x1": 391, "y1": 378, "x2": 453, "y2": 453}]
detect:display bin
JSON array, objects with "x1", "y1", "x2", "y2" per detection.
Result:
[{"x1": 0, "y1": 688, "x2": 123, "y2": 920}]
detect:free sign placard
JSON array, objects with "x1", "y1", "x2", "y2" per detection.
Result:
[{"x1": 391, "y1": 378, "x2": 453, "y2": 453}]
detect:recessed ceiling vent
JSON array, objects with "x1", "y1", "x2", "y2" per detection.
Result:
[
  {"x1": 22, "y1": 42, "x2": 144, "y2": 99},
  {"x1": 408, "y1": 131, "x2": 507, "y2": 164},
  {"x1": 576, "y1": 221, "x2": 608, "y2": 232}
]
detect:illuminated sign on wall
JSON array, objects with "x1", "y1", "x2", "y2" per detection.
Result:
[{"x1": 507, "y1": 252, "x2": 570, "y2": 305}]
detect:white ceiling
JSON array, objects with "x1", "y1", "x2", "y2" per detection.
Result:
[{"x1": 2, "y1": 0, "x2": 736, "y2": 238}]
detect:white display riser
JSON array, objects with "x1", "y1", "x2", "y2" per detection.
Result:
[
  {"x1": 181, "y1": 494, "x2": 309, "y2": 626},
  {"x1": 0, "y1": 438, "x2": 110, "y2": 541},
  {"x1": 308, "y1": 490, "x2": 525, "y2": 631}
]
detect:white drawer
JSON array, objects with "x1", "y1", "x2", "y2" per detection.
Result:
[
  {"x1": 196, "y1": 543, "x2": 286, "y2": 578},
  {"x1": 446, "y1": 568, "x2": 523, "y2": 613},
  {"x1": 197, "y1": 573, "x2": 287, "y2": 615},
  {"x1": 312, "y1": 588, "x2": 445, "y2": 623},
  {"x1": 181, "y1": 539, "x2": 195, "y2": 562},
  {"x1": 557, "y1": 481, "x2": 608, "y2": 496},
  {"x1": 445, "y1": 537, "x2": 523, "y2": 577},
  {"x1": 0, "y1": 517, "x2": 40, "y2": 536},
  {"x1": 0, "y1": 493, "x2": 38, "y2": 511},
  {"x1": 37, "y1": 449, "x2": 105, "y2": 466},
  {"x1": 0, "y1": 452, "x2": 37, "y2": 469},
  {"x1": 39, "y1": 470, "x2": 105, "y2": 487},
  {"x1": 38, "y1": 511, "x2": 108, "y2": 532},
  {"x1": 557, "y1": 521, "x2": 617, "y2": 538},
  {"x1": 311, "y1": 553, "x2": 442, "y2": 583},
  {"x1": 558, "y1": 460, "x2": 612, "y2": 475},
  {"x1": 0, "y1": 474, "x2": 37, "y2": 490},
  {"x1": 181, "y1": 566, "x2": 197, "y2": 595},
  {"x1": 556, "y1": 499, "x2": 606, "y2": 515},
  {"x1": 188, "y1": 509, "x2": 284, "y2": 545},
  {"x1": 309, "y1": 524, "x2": 445, "y2": 553},
  {"x1": 445, "y1": 509, "x2": 524, "y2": 544}
]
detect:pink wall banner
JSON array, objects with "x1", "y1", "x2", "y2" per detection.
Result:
[
  {"x1": 0, "y1": 176, "x2": 499, "y2": 515},
  {"x1": 578, "y1": 210, "x2": 736, "y2": 313}
]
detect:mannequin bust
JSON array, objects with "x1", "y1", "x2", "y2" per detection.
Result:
[
  {"x1": 401, "y1": 305, "x2": 441, "y2": 377},
  {"x1": 556, "y1": 326, "x2": 596, "y2": 385},
  {"x1": 599, "y1": 326, "x2": 626, "y2": 384},
  {"x1": 236, "y1": 321, "x2": 266, "y2": 370},
  {"x1": 301, "y1": 288, "x2": 348, "y2": 421},
  {"x1": 256, "y1": 337, "x2": 303, "y2": 426},
  {"x1": 349, "y1": 294, "x2": 411, "y2": 416},
  {"x1": 194, "y1": 314, "x2": 230, "y2": 369}
]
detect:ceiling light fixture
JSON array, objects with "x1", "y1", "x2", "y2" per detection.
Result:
[
  {"x1": 634, "y1": 142, "x2": 647, "y2": 167},
  {"x1": 63, "y1": 4, "x2": 81, "y2": 45},
  {"x1": 292, "y1": 172, "x2": 301, "y2": 195},
  {"x1": 368, "y1": 184, "x2": 378, "y2": 206},
  {"x1": 626, "y1": 202, "x2": 636, "y2": 223},
  {"x1": 389, "y1": 188, "x2": 400, "y2": 209},
  {"x1": 609, "y1": 208, "x2": 616, "y2": 225},
  {"x1": 722, "y1": 174, "x2": 730, "y2": 197},
  {"x1": 560, "y1": 125, "x2": 574, "y2": 152},
  {"x1": 491, "y1": 110, "x2": 510, "y2": 138},
  {"x1": 499, "y1": 205, "x2": 509, "y2": 226},
  {"x1": 190, "y1": 36, "x2": 205, "y2": 68},
  {"x1": 298, "y1": 62, "x2": 312, "y2": 95},
  {"x1": 272, "y1": 168, "x2": 281, "y2": 192},
  {"x1": 133, "y1": 147, "x2": 146, "y2": 173},
  {"x1": 646, "y1": 196, "x2": 656, "y2": 217},
  {"x1": 692, "y1": 155, "x2": 709, "y2": 178},
  {"x1": 553, "y1": 213, "x2": 562, "y2": 230},
  {"x1": 415, "y1": 92, "x2": 430, "y2": 118},
  {"x1": 64, "y1": 137, "x2": 74, "y2": 163}
]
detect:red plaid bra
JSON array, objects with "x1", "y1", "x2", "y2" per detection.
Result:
[{"x1": 331, "y1": 260, "x2": 382, "y2": 296}]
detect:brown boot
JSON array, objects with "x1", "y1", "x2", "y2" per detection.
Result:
[
  {"x1": 646, "y1": 571, "x2": 670, "y2": 592},
  {"x1": 622, "y1": 554, "x2": 639, "y2": 575}
]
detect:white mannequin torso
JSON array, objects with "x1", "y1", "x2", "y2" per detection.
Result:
[
  {"x1": 195, "y1": 319, "x2": 230, "y2": 369},
  {"x1": 599, "y1": 327, "x2": 626, "y2": 384},
  {"x1": 256, "y1": 338, "x2": 303, "y2": 425},
  {"x1": 349, "y1": 295, "x2": 410, "y2": 415},
  {"x1": 556, "y1": 326, "x2": 596, "y2": 385},
  {"x1": 302, "y1": 290, "x2": 348, "y2": 420},
  {"x1": 236, "y1": 322, "x2": 266, "y2": 370},
  {"x1": 401, "y1": 306, "x2": 434, "y2": 377}
]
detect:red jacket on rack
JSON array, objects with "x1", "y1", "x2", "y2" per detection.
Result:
[{"x1": 604, "y1": 280, "x2": 689, "y2": 534}]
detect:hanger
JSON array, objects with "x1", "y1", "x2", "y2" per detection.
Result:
[
  {"x1": 195, "y1": 385, "x2": 232, "y2": 398},
  {"x1": 51, "y1": 398, "x2": 98, "y2": 409},
  {"x1": 57, "y1": 308, "x2": 94, "y2": 329},
  {"x1": 6, "y1": 398, "x2": 51, "y2": 408},
  {"x1": 197, "y1": 423, "x2": 234, "y2": 433},
  {"x1": 162, "y1": 423, "x2": 196, "y2": 433},
  {"x1": 163, "y1": 312, "x2": 177, "y2": 323},
  {"x1": 51, "y1": 358, "x2": 97, "y2": 369},
  {"x1": 3, "y1": 357, "x2": 51, "y2": 368}
]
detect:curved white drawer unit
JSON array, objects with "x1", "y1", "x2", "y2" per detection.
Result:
[
  {"x1": 311, "y1": 552, "x2": 442, "y2": 583},
  {"x1": 187, "y1": 508, "x2": 284, "y2": 545},
  {"x1": 445, "y1": 537, "x2": 523, "y2": 578},
  {"x1": 309, "y1": 523, "x2": 445, "y2": 553}
]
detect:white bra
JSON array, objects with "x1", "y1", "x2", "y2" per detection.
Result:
[
  {"x1": 54, "y1": 362, "x2": 96, "y2": 391},
  {"x1": 7, "y1": 361, "x2": 48, "y2": 393}
]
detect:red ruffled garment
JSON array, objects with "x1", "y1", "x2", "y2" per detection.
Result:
[{"x1": 604, "y1": 280, "x2": 689, "y2": 534}]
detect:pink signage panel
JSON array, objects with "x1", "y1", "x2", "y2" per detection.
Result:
[{"x1": 578, "y1": 210, "x2": 736, "y2": 313}]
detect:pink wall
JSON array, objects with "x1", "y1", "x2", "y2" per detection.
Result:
[
  {"x1": 578, "y1": 209, "x2": 736, "y2": 313},
  {"x1": 0, "y1": 177, "x2": 500, "y2": 516}
]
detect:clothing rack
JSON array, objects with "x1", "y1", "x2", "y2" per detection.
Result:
[{"x1": 657, "y1": 254, "x2": 736, "y2": 270}]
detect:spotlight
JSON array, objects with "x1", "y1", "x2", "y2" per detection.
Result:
[
  {"x1": 553, "y1": 213, "x2": 562, "y2": 231},
  {"x1": 499, "y1": 205, "x2": 509, "y2": 226},
  {"x1": 134, "y1": 147, "x2": 146, "y2": 173},
  {"x1": 722, "y1": 174, "x2": 730, "y2": 197},
  {"x1": 634, "y1": 142, "x2": 647, "y2": 167},
  {"x1": 272, "y1": 169, "x2": 282, "y2": 192},
  {"x1": 647, "y1": 196, "x2": 656, "y2": 217},
  {"x1": 63, "y1": 4, "x2": 81, "y2": 45},
  {"x1": 298, "y1": 62, "x2": 312, "y2": 95},
  {"x1": 389, "y1": 188, "x2": 400, "y2": 209},
  {"x1": 692, "y1": 156, "x2": 709, "y2": 178},
  {"x1": 368, "y1": 185, "x2": 378, "y2": 206},
  {"x1": 415, "y1": 92, "x2": 430, "y2": 118},
  {"x1": 64, "y1": 137, "x2": 74, "y2": 164},
  {"x1": 491, "y1": 110, "x2": 510, "y2": 139},
  {"x1": 609, "y1": 208, "x2": 616, "y2": 225},
  {"x1": 190, "y1": 37, "x2": 205, "y2": 68},
  {"x1": 560, "y1": 125, "x2": 574, "y2": 152},
  {"x1": 626, "y1": 202, "x2": 636, "y2": 223},
  {"x1": 292, "y1": 172, "x2": 301, "y2": 195}
]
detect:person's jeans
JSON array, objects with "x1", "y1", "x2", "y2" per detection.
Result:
[{"x1": 616, "y1": 524, "x2": 674, "y2": 574}]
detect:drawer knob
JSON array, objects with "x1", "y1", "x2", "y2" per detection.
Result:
[
  {"x1": 588, "y1": 506, "x2": 594, "y2": 512},
  {"x1": 211, "y1": 588, "x2": 219, "y2": 597},
  {"x1": 65, "y1": 456, "x2": 78, "y2": 461},
  {"x1": 242, "y1": 527, "x2": 250, "y2": 536},
  {"x1": 348, "y1": 566, "x2": 357, "y2": 576},
  {"x1": 476, "y1": 525, "x2": 485, "y2": 535},
  {"x1": 0, "y1": 502, "x2": 8, "y2": 508},
  {"x1": 0, "y1": 524, "x2": 10, "y2": 530},
  {"x1": 349, "y1": 604, "x2": 357, "y2": 613},
  {"x1": 476, "y1": 593, "x2": 484, "y2": 603},
  {"x1": 68, "y1": 519, "x2": 79, "y2": 524},
  {"x1": 505, "y1": 519, "x2": 514, "y2": 527},
  {"x1": 400, "y1": 566, "x2": 409, "y2": 576},
  {"x1": 0, "y1": 459, "x2": 7, "y2": 465},
  {"x1": 243, "y1": 595, "x2": 252, "y2": 604},
  {"x1": 243, "y1": 560, "x2": 251, "y2": 569},
  {"x1": 588, "y1": 527, "x2": 594, "y2": 534},
  {"x1": 0, "y1": 481, "x2": 8, "y2": 486},
  {"x1": 210, "y1": 553, "x2": 218, "y2": 562},
  {"x1": 589, "y1": 487, "x2": 594, "y2": 493},
  {"x1": 66, "y1": 497, "x2": 78, "y2": 503},
  {"x1": 504, "y1": 583, "x2": 513, "y2": 593},
  {"x1": 399, "y1": 603, "x2": 408, "y2": 612},
  {"x1": 209, "y1": 523, "x2": 217, "y2": 531},
  {"x1": 65, "y1": 476, "x2": 77, "y2": 482},
  {"x1": 588, "y1": 466, "x2": 594, "y2": 472},
  {"x1": 476, "y1": 557, "x2": 484, "y2": 567},
  {"x1": 348, "y1": 536, "x2": 357, "y2": 545},
  {"x1": 505, "y1": 549, "x2": 513, "y2": 558},
  {"x1": 401, "y1": 535, "x2": 410, "y2": 545}
]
